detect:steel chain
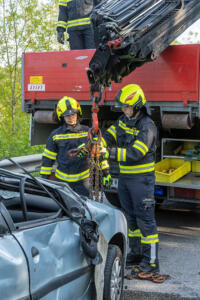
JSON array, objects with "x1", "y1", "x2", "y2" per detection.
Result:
[{"x1": 88, "y1": 146, "x2": 104, "y2": 202}]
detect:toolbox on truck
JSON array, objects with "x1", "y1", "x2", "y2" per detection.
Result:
[{"x1": 155, "y1": 158, "x2": 191, "y2": 183}]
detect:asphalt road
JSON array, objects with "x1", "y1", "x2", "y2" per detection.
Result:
[{"x1": 123, "y1": 202, "x2": 200, "y2": 300}]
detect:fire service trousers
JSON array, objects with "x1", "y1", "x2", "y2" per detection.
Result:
[{"x1": 118, "y1": 173, "x2": 159, "y2": 264}]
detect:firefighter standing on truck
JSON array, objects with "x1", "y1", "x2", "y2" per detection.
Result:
[
  {"x1": 40, "y1": 96, "x2": 109, "y2": 197},
  {"x1": 102, "y1": 84, "x2": 159, "y2": 274},
  {"x1": 57, "y1": 0, "x2": 100, "y2": 50}
]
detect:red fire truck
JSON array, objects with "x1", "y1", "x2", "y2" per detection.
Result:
[{"x1": 22, "y1": 44, "x2": 200, "y2": 206}]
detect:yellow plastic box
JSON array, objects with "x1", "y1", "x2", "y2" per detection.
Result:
[
  {"x1": 191, "y1": 161, "x2": 200, "y2": 173},
  {"x1": 155, "y1": 158, "x2": 191, "y2": 183}
]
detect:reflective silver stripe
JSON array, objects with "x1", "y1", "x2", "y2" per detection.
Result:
[
  {"x1": 59, "y1": 0, "x2": 72, "y2": 6},
  {"x1": 118, "y1": 148, "x2": 126, "y2": 162},
  {"x1": 128, "y1": 228, "x2": 142, "y2": 237},
  {"x1": 118, "y1": 120, "x2": 139, "y2": 135},
  {"x1": 43, "y1": 149, "x2": 57, "y2": 160},
  {"x1": 67, "y1": 18, "x2": 91, "y2": 28},
  {"x1": 53, "y1": 133, "x2": 88, "y2": 140},
  {"x1": 55, "y1": 168, "x2": 90, "y2": 182},
  {"x1": 141, "y1": 234, "x2": 159, "y2": 244},
  {"x1": 119, "y1": 162, "x2": 155, "y2": 174},
  {"x1": 40, "y1": 166, "x2": 52, "y2": 175},
  {"x1": 100, "y1": 160, "x2": 109, "y2": 170},
  {"x1": 150, "y1": 243, "x2": 156, "y2": 264},
  {"x1": 134, "y1": 141, "x2": 148, "y2": 154},
  {"x1": 101, "y1": 137, "x2": 107, "y2": 148},
  {"x1": 107, "y1": 125, "x2": 117, "y2": 141}
]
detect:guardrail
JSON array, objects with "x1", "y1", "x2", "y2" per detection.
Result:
[{"x1": 0, "y1": 154, "x2": 42, "y2": 173}]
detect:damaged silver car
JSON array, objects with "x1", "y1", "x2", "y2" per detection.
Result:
[{"x1": 0, "y1": 163, "x2": 127, "y2": 300}]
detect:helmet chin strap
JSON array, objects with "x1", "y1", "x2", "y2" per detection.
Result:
[{"x1": 129, "y1": 108, "x2": 140, "y2": 119}]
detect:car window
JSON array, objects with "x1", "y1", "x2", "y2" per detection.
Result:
[{"x1": 0, "y1": 187, "x2": 60, "y2": 226}]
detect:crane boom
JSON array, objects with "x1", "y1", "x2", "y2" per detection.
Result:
[{"x1": 87, "y1": 0, "x2": 200, "y2": 89}]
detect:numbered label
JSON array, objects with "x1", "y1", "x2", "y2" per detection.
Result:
[{"x1": 28, "y1": 84, "x2": 45, "y2": 91}]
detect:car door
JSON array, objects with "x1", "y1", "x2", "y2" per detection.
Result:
[
  {"x1": 0, "y1": 203, "x2": 30, "y2": 300},
  {"x1": 9, "y1": 200, "x2": 93, "y2": 300}
]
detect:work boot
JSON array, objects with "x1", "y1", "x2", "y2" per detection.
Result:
[
  {"x1": 131, "y1": 262, "x2": 159, "y2": 275},
  {"x1": 126, "y1": 252, "x2": 142, "y2": 266},
  {"x1": 139, "y1": 261, "x2": 160, "y2": 273}
]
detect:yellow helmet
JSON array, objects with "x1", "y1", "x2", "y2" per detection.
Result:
[
  {"x1": 115, "y1": 84, "x2": 146, "y2": 110},
  {"x1": 56, "y1": 96, "x2": 82, "y2": 121}
]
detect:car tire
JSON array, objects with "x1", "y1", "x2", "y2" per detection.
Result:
[{"x1": 103, "y1": 244, "x2": 124, "y2": 300}]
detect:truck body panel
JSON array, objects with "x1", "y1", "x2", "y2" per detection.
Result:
[
  {"x1": 22, "y1": 44, "x2": 200, "y2": 205},
  {"x1": 23, "y1": 44, "x2": 200, "y2": 109}
]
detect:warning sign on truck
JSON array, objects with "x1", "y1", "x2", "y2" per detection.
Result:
[{"x1": 28, "y1": 76, "x2": 45, "y2": 91}]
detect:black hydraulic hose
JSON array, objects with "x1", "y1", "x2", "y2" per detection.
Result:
[{"x1": 19, "y1": 177, "x2": 28, "y2": 221}]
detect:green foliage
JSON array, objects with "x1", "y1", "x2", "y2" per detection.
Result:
[{"x1": 0, "y1": 0, "x2": 63, "y2": 159}]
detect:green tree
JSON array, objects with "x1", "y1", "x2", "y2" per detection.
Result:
[{"x1": 0, "y1": 0, "x2": 63, "y2": 158}]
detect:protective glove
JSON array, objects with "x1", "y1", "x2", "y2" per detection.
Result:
[
  {"x1": 99, "y1": 146, "x2": 109, "y2": 159},
  {"x1": 57, "y1": 30, "x2": 65, "y2": 44},
  {"x1": 77, "y1": 143, "x2": 88, "y2": 158},
  {"x1": 103, "y1": 173, "x2": 112, "y2": 188}
]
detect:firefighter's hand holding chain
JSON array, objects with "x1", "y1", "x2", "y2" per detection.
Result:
[{"x1": 77, "y1": 143, "x2": 89, "y2": 157}]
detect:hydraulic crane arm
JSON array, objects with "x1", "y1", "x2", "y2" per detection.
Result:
[{"x1": 87, "y1": 0, "x2": 200, "y2": 89}]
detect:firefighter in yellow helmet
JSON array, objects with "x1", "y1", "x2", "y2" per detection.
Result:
[
  {"x1": 102, "y1": 84, "x2": 159, "y2": 274},
  {"x1": 40, "y1": 96, "x2": 109, "y2": 197}
]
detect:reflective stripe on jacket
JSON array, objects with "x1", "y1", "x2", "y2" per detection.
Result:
[
  {"x1": 40, "y1": 122, "x2": 108, "y2": 182},
  {"x1": 57, "y1": 0, "x2": 101, "y2": 32},
  {"x1": 40, "y1": 123, "x2": 90, "y2": 182},
  {"x1": 102, "y1": 112, "x2": 157, "y2": 176}
]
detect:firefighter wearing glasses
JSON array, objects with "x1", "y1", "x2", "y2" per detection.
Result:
[
  {"x1": 57, "y1": 0, "x2": 101, "y2": 49},
  {"x1": 102, "y1": 84, "x2": 159, "y2": 273},
  {"x1": 40, "y1": 96, "x2": 108, "y2": 197}
]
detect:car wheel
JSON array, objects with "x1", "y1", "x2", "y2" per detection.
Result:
[{"x1": 103, "y1": 244, "x2": 124, "y2": 300}]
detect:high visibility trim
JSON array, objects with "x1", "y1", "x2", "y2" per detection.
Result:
[
  {"x1": 135, "y1": 140, "x2": 148, "y2": 152},
  {"x1": 117, "y1": 148, "x2": 126, "y2": 162},
  {"x1": 53, "y1": 132, "x2": 88, "y2": 141},
  {"x1": 99, "y1": 160, "x2": 109, "y2": 170},
  {"x1": 150, "y1": 243, "x2": 156, "y2": 264},
  {"x1": 55, "y1": 168, "x2": 89, "y2": 182},
  {"x1": 119, "y1": 162, "x2": 155, "y2": 174},
  {"x1": 101, "y1": 137, "x2": 107, "y2": 148},
  {"x1": 133, "y1": 144, "x2": 146, "y2": 156},
  {"x1": 141, "y1": 234, "x2": 159, "y2": 244},
  {"x1": 40, "y1": 166, "x2": 52, "y2": 175},
  {"x1": 59, "y1": 0, "x2": 72, "y2": 6},
  {"x1": 118, "y1": 120, "x2": 139, "y2": 135},
  {"x1": 43, "y1": 149, "x2": 57, "y2": 160},
  {"x1": 128, "y1": 228, "x2": 142, "y2": 237},
  {"x1": 67, "y1": 18, "x2": 91, "y2": 28},
  {"x1": 57, "y1": 23, "x2": 67, "y2": 29},
  {"x1": 107, "y1": 125, "x2": 117, "y2": 141},
  {"x1": 57, "y1": 21, "x2": 68, "y2": 28}
]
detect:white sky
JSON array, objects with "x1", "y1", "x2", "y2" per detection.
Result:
[{"x1": 177, "y1": 19, "x2": 200, "y2": 43}]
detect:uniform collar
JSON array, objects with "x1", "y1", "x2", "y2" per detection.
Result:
[
  {"x1": 62, "y1": 122, "x2": 82, "y2": 133},
  {"x1": 122, "y1": 111, "x2": 144, "y2": 127}
]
